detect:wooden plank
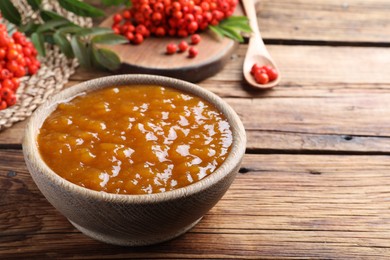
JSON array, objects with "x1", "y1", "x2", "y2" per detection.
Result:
[
  {"x1": 226, "y1": 93, "x2": 390, "y2": 136},
  {"x1": 2, "y1": 45, "x2": 390, "y2": 153},
  {"x1": 72, "y1": 45, "x2": 390, "y2": 87},
  {"x1": 257, "y1": 0, "x2": 390, "y2": 44},
  {"x1": 1, "y1": 151, "x2": 389, "y2": 258}
]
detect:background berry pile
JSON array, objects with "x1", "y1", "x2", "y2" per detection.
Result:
[
  {"x1": 112, "y1": 0, "x2": 238, "y2": 44},
  {"x1": 0, "y1": 24, "x2": 40, "y2": 110}
]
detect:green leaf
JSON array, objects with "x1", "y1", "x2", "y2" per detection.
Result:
[
  {"x1": 44, "y1": 34, "x2": 55, "y2": 45},
  {"x1": 27, "y1": 0, "x2": 42, "y2": 11},
  {"x1": 219, "y1": 26, "x2": 244, "y2": 42},
  {"x1": 31, "y1": 32, "x2": 46, "y2": 56},
  {"x1": 53, "y1": 32, "x2": 74, "y2": 58},
  {"x1": 19, "y1": 22, "x2": 40, "y2": 36},
  {"x1": 91, "y1": 33, "x2": 128, "y2": 45},
  {"x1": 219, "y1": 16, "x2": 252, "y2": 33},
  {"x1": 221, "y1": 16, "x2": 248, "y2": 23},
  {"x1": 209, "y1": 16, "x2": 251, "y2": 42},
  {"x1": 92, "y1": 47, "x2": 121, "y2": 71},
  {"x1": 208, "y1": 25, "x2": 224, "y2": 37},
  {"x1": 40, "y1": 10, "x2": 69, "y2": 22},
  {"x1": 76, "y1": 27, "x2": 113, "y2": 37},
  {"x1": 0, "y1": 0, "x2": 21, "y2": 26},
  {"x1": 59, "y1": 0, "x2": 105, "y2": 17},
  {"x1": 102, "y1": 0, "x2": 131, "y2": 7},
  {"x1": 71, "y1": 36, "x2": 91, "y2": 68},
  {"x1": 230, "y1": 22, "x2": 252, "y2": 33},
  {"x1": 36, "y1": 19, "x2": 72, "y2": 33},
  {"x1": 220, "y1": 26, "x2": 244, "y2": 42},
  {"x1": 219, "y1": 21, "x2": 251, "y2": 33},
  {"x1": 58, "y1": 25, "x2": 83, "y2": 35}
]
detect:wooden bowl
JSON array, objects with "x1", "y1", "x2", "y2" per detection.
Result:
[{"x1": 22, "y1": 74, "x2": 246, "y2": 246}]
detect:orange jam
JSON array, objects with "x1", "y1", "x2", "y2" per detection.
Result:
[{"x1": 37, "y1": 85, "x2": 232, "y2": 194}]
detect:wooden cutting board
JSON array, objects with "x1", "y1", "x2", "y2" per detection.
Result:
[{"x1": 99, "y1": 16, "x2": 239, "y2": 83}]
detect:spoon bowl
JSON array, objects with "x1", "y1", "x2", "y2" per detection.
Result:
[
  {"x1": 242, "y1": 0, "x2": 280, "y2": 89},
  {"x1": 243, "y1": 53, "x2": 280, "y2": 89}
]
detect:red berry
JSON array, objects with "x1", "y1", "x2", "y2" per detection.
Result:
[
  {"x1": 28, "y1": 64, "x2": 38, "y2": 75},
  {"x1": 6, "y1": 60, "x2": 19, "y2": 73},
  {"x1": 14, "y1": 66, "x2": 26, "y2": 77},
  {"x1": 254, "y1": 72, "x2": 269, "y2": 85},
  {"x1": 172, "y1": 2, "x2": 181, "y2": 11},
  {"x1": 166, "y1": 43, "x2": 177, "y2": 54},
  {"x1": 127, "y1": 24, "x2": 135, "y2": 32},
  {"x1": 132, "y1": 33, "x2": 144, "y2": 44},
  {"x1": 262, "y1": 65, "x2": 278, "y2": 82},
  {"x1": 173, "y1": 10, "x2": 183, "y2": 19},
  {"x1": 24, "y1": 57, "x2": 31, "y2": 66},
  {"x1": 177, "y1": 29, "x2": 188, "y2": 38},
  {"x1": 11, "y1": 77, "x2": 20, "y2": 90},
  {"x1": 188, "y1": 46, "x2": 198, "y2": 58},
  {"x1": 184, "y1": 13, "x2": 195, "y2": 23},
  {"x1": 195, "y1": 14, "x2": 203, "y2": 24},
  {"x1": 262, "y1": 65, "x2": 273, "y2": 73},
  {"x1": 2, "y1": 79, "x2": 13, "y2": 90},
  {"x1": 155, "y1": 27, "x2": 166, "y2": 37},
  {"x1": 168, "y1": 28, "x2": 176, "y2": 36},
  {"x1": 0, "y1": 100, "x2": 7, "y2": 110},
  {"x1": 125, "y1": 32, "x2": 135, "y2": 41},
  {"x1": 201, "y1": 2, "x2": 210, "y2": 11},
  {"x1": 187, "y1": 21, "x2": 199, "y2": 33},
  {"x1": 154, "y1": 2, "x2": 164, "y2": 12},
  {"x1": 23, "y1": 47, "x2": 32, "y2": 57},
  {"x1": 136, "y1": 25, "x2": 149, "y2": 37},
  {"x1": 178, "y1": 41, "x2": 188, "y2": 52},
  {"x1": 14, "y1": 43, "x2": 22, "y2": 52},
  {"x1": 16, "y1": 55, "x2": 26, "y2": 67},
  {"x1": 203, "y1": 12, "x2": 212, "y2": 22},
  {"x1": 113, "y1": 14, "x2": 122, "y2": 23},
  {"x1": 152, "y1": 12, "x2": 163, "y2": 21},
  {"x1": 112, "y1": 26, "x2": 120, "y2": 34},
  {"x1": 251, "y1": 63, "x2": 261, "y2": 75},
  {"x1": 0, "y1": 69, "x2": 12, "y2": 80},
  {"x1": 7, "y1": 49, "x2": 19, "y2": 60},
  {"x1": 122, "y1": 10, "x2": 131, "y2": 19},
  {"x1": 0, "y1": 32, "x2": 10, "y2": 47},
  {"x1": 6, "y1": 93, "x2": 16, "y2": 106},
  {"x1": 0, "y1": 48, "x2": 5, "y2": 59},
  {"x1": 267, "y1": 68, "x2": 279, "y2": 82},
  {"x1": 191, "y1": 34, "x2": 201, "y2": 45},
  {"x1": 0, "y1": 87, "x2": 12, "y2": 99}
]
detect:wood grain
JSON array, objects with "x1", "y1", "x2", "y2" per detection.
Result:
[
  {"x1": 257, "y1": 0, "x2": 390, "y2": 44},
  {"x1": 1, "y1": 0, "x2": 390, "y2": 258},
  {"x1": 1, "y1": 151, "x2": 389, "y2": 258},
  {"x1": 2, "y1": 45, "x2": 390, "y2": 154}
]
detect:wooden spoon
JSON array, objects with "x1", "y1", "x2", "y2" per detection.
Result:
[{"x1": 242, "y1": 0, "x2": 280, "y2": 89}]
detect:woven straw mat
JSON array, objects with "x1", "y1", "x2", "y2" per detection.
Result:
[{"x1": 0, "y1": 0, "x2": 92, "y2": 131}]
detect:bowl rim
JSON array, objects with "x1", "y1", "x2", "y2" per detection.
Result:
[{"x1": 23, "y1": 74, "x2": 246, "y2": 204}]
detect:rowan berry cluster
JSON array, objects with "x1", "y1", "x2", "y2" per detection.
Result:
[
  {"x1": 0, "y1": 24, "x2": 40, "y2": 110},
  {"x1": 112, "y1": 0, "x2": 238, "y2": 44},
  {"x1": 250, "y1": 64, "x2": 278, "y2": 85}
]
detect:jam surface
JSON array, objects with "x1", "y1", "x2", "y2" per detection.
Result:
[{"x1": 38, "y1": 85, "x2": 232, "y2": 194}]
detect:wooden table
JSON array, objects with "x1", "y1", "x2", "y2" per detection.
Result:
[{"x1": 1, "y1": 0, "x2": 390, "y2": 258}]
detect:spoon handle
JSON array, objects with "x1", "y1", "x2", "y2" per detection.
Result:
[
  {"x1": 242, "y1": 0, "x2": 272, "y2": 60},
  {"x1": 242, "y1": 0, "x2": 261, "y2": 37}
]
